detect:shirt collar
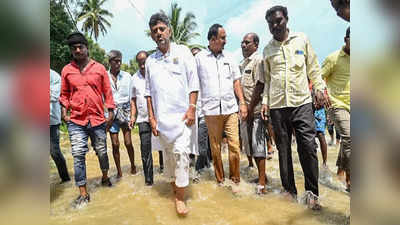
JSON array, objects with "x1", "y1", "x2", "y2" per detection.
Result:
[
  {"x1": 71, "y1": 59, "x2": 95, "y2": 70},
  {"x1": 109, "y1": 70, "x2": 122, "y2": 79},
  {"x1": 154, "y1": 42, "x2": 176, "y2": 59},
  {"x1": 207, "y1": 46, "x2": 225, "y2": 58},
  {"x1": 272, "y1": 29, "x2": 299, "y2": 46},
  {"x1": 136, "y1": 70, "x2": 145, "y2": 79}
]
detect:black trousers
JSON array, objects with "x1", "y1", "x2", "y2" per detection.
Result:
[
  {"x1": 138, "y1": 122, "x2": 154, "y2": 185},
  {"x1": 50, "y1": 124, "x2": 70, "y2": 182},
  {"x1": 270, "y1": 103, "x2": 319, "y2": 196}
]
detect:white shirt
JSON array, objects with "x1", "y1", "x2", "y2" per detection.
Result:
[
  {"x1": 131, "y1": 71, "x2": 149, "y2": 123},
  {"x1": 50, "y1": 69, "x2": 61, "y2": 125},
  {"x1": 108, "y1": 70, "x2": 132, "y2": 104},
  {"x1": 195, "y1": 49, "x2": 241, "y2": 116},
  {"x1": 144, "y1": 43, "x2": 199, "y2": 154}
]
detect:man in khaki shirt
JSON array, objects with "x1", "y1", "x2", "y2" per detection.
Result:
[
  {"x1": 239, "y1": 32, "x2": 271, "y2": 194},
  {"x1": 260, "y1": 6, "x2": 329, "y2": 210}
]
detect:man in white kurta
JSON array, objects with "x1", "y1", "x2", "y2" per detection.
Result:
[{"x1": 144, "y1": 12, "x2": 199, "y2": 215}]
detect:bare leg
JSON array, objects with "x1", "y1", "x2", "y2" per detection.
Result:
[
  {"x1": 175, "y1": 186, "x2": 189, "y2": 215},
  {"x1": 110, "y1": 132, "x2": 122, "y2": 177},
  {"x1": 255, "y1": 157, "x2": 266, "y2": 194},
  {"x1": 317, "y1": 132, "x2": 328, "y2": 166},
  {"x1": 122, "y1": 128, "x2": 136, "y2": 174},
  {"x1": 247, "y1": 155, "x2": 254, "y2": 167},
  {"x1": 79, "y1": 185, "x2": 88, "y2": 196},
  {"x1": 267, "y1": 121, "x2": 276, "y2": 146}
]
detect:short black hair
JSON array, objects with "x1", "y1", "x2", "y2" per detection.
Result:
[
  {"x1": 207, "y1": 24, "x2": 223, "y2": 41},
  {"x1": 136, "y1": 50, "x2": 149, "y2": 59},
  {"x1": 149, "y1": 12, "x2": 170, "y2": 28},
  {"x1": 332, "y1": 0, "x2": 350, "y2": 10},
  {"x1": 346, "y1": 27, "x2": 350, "y2": 38},
  {"x1": 265, "y1": 5, "x2": 288, "y2": 22},
  {"x1": 66, "y1": 32, "x2": 88, "y2": 47}
]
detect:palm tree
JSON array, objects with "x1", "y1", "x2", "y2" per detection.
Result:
[
  {"x1": 77, "y1": 0, "x2": 113, "y2": 41},
  {"x1": 147, "y1": 3, "x2": 203, "y2": 48}
]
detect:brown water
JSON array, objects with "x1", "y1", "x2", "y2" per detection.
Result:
[{"x1": 50, "y1": 130, "x2": 350, "y2": 225}]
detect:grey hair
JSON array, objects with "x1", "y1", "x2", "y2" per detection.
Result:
[{"x1": 108, "y1": 50, "x2": 122, "y2": 61}]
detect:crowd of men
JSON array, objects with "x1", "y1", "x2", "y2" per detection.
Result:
[{"x1": 50, "y1": 2, "x2": 350, "y2": 216}]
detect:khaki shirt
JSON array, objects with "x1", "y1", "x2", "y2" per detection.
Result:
[
  {"x1": 262, "y1": 31, "x2": 326, "y2": 109},
  {"x1": 239, "y1": 52, "x2": 264, "y2": 115},
  {"x1": 321, "y1": 47, "x2": 350, "y2": 112}
]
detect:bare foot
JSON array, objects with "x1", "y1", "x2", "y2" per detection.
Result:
[
  {"x1": 116, "y1": 173, "x2": 122, "y2": 179},
  {"x1": 131, "y1": 165, "x2": 137, "y2": 175},
  {"x1": 175, "y1": 198, "x2": 189, "y2": 216}
]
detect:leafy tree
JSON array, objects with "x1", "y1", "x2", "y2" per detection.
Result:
[
  {"x1": 77, "y1": 0, "x2": 113, "y2": 42},
  {"x1": 50, "y1": 0, "x2": 75, "y2": 73},
  {"x1": 51, "y1": 0, "x2": 108, "y2": 72}
]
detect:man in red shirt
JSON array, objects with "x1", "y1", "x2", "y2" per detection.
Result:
[{"x1": 59, "y1": 32, "x2": 115, "y2": 207}]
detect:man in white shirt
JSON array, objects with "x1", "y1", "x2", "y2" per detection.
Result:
[
  {"x1": 144, "y1": 12, "x2": 199, "y2": 215},
  {"x1": 107, "y1": 50, "x2": 136, "y2": 178},
  {"x1": 195, "y1": 24, "x2": 248, "y2": 189},
  {"x1": 130, "y1": 50, "x2": 164, "y2": 186}
]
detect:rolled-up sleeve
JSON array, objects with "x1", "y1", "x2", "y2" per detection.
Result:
[
  {"x1": 102, "y1": 67, "x2": 116, "y2": 109},
  {"x1": 144, "y1": 61, "x2": 151, "y2": 97},
  {"x1": 59, "y1": 68, "x2": 70, "y2": 109},
  {"x1": 130, "y1": 76, "x2": 136, "y2": 98},
  {"x1": 305, "y1": 35, "x2": 326, "y2": 92},
  {"x1": 261, "y1": 58, "x2": 271, "y2": 106},
  {"x1": 231, "y1": 58, "x2": 242, "y2": 81},
  {"x1": 183, "y1": 47, "x2": 199, "y2": 93}
]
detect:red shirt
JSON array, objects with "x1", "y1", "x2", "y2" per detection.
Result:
[{"x1": 60, "y1": 59, "x2": 115, "y2": 127}]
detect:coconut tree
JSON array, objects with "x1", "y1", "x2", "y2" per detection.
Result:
[
  {"x1": 77, "y1": 0, "x2": 113, "y2": 41},
  {"x1": 147, "y1": 3, "x2": 203, "y2": 48}
]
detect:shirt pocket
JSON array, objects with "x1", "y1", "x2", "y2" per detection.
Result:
[
  {"x1": 169, "y1": 64, "x2": 182, "y2": 76},
  {"x1": 241, "y1": 69, "x2": 254, "y2": 87},
  {"x1": 291, "y1": 50, "x2": 305, "y2": 71},
  {"x1": 221, "y1": 62, "x2": 231, "y2": 79}
]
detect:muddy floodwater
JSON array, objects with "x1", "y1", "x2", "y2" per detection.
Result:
[{"x1": 50, "y1": 128, "x2": 350, "y2": 225}]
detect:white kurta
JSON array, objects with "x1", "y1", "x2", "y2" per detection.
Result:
[{"x1": 144, "y1": 43, "x2": 199, "y2": 155}]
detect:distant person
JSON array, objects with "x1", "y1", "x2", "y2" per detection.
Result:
[
  {"x1": 322, "y1": 27, "x2": 351, "y2": 192},
  {"x1": 130, "y1": 50, "x2": 163, "y2": 186},
  {"x1": 261, "y1": 6, "x2": 329, "y2": 210},
  {"x1": 196, "y1": 24, "x2": 248, "y2": 191},
  {"x1": 60, "y1": 32, "x2": 115, "y2": 207},
  {"x1": 107, "y1": 50, "x2": 136, "y2": 178},
  {"x1": 50, "y1": 69, "x2": 70, "y2": 183},
  {"x1": 145, "y1": 13, "x2": 199, "y2": 215}
]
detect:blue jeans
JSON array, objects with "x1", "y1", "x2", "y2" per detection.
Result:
[
  {"x1": 50, "y1": 124, "x2": 70, "y2": 182},
  {"x1": 67, "y1": 121, "x2": 109, "y2": 186}
]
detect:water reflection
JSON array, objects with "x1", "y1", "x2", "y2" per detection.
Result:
[{"x1": 50, "y1": 132, "x2": 350, "y2": 225}]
